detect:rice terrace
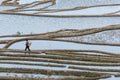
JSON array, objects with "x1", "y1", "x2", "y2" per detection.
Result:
[{"x1": 0, "y1": 0, "x2": 120, "y2": 80}]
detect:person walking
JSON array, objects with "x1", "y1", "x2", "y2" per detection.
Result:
[{"x1": 25, "y1": 39, "x2": 31, "y2": 51}]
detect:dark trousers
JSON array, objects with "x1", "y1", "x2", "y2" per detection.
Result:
[{"x1": 25, "y1": 46, "x2": 30, "y2": 51}]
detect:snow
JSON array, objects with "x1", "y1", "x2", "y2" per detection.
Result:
[
  {"x1": 0, "y1": 0, "x2": 120, "y2": 79},
  {"x1": 0, "y1": 72, "x2": 75, "y2": 78},
  {"x1": 0, "y1": 0, "x2": 43, "y2": 4},
  {"x1": 0, "y1": 14, "x2": 120, "y2": 35},
  {"x1": 100, "y1": 75, "x2": 120, "y2": 80},
  {"x1": 41, "y1": 6, "x2": 120, "y2": 15},
  {"x1": 0, "y1": 63, "x2": 66, "y2": 70},
  {"x1": 8, "y1": 40, "x2": 120, "y2": 54},
  {"x1": 47, "y1": 0, "x2": 120, "y2": 9}
]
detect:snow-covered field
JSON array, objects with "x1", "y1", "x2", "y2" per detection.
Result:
[{"x1": 0, "y1": 0, "x2": 120, "y2": 80}]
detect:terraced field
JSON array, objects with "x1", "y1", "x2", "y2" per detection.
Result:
[
  {"x1": 0, "y1": 49, "x2": 112, "y2": 80},
  {"x1": 0, "y1": 0, "x2": 120, "y2": 80},
  {"x1": 0, "y1": 25, "x2": 120, "y2": 80},
  {"x1": 0, "y1": 0, "x2": 120, "y2": 17}
]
